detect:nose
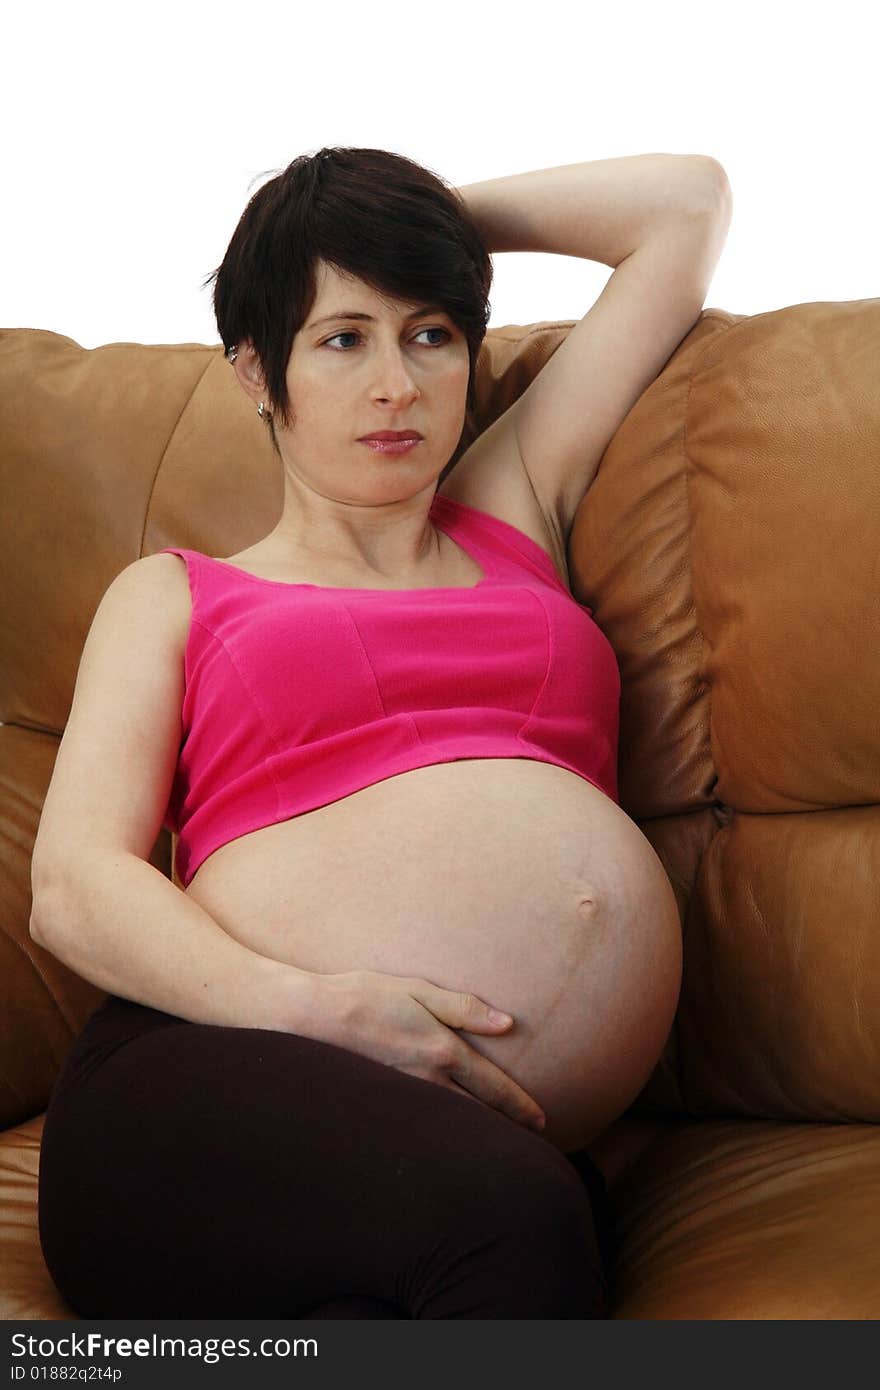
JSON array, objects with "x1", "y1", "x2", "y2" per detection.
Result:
[{"x1": 371, "y1": 344, "x2": 421, "y2": 404}]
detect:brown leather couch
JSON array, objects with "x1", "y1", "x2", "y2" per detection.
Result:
[{"x1": 2, "y1": 300, "x2": 878, "y2": 1319}]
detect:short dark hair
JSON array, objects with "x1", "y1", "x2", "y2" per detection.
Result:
[{"x1": 203, "y1": 146, "x2": 493, "y2": 457}]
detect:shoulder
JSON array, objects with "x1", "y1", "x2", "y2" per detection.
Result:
[
  {"x1": 437, "y1": 414, "x2": 571, "y2": 589},
  {"x1": 137, "y1": 550, "x2": 194, "y2": 601},
  {"x1": 99, "y1": 551, "x2": 193, "y2": 647}
]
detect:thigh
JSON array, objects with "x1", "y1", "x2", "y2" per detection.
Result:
[
  {"x1": 305, "y1": 1295, "x2": 407, "y2": 1318},
  {"x1": 39, "y1": 995, "x2": 602, "y2": 1318},
  {"x1": 40, "y1": 996, "x2": 413, "y2": 1316}
]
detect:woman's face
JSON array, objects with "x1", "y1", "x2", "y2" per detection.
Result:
[{"x1": 274, "y1": 259, "x2": 471, "y2": 500}]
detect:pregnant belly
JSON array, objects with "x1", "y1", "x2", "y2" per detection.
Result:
[{"x1": 185, "y1": 759, "x2": 683, "y2": 1153}]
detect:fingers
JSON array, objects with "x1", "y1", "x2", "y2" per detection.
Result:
[{"x1": 450, "y1": 1048, "x2": 546, "y2": 1133}]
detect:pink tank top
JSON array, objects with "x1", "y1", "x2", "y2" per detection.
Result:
[{"x1": 159, "y1": 492, "x2": 620, "y2": 888}]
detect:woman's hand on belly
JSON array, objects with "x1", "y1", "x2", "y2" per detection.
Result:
[
  {"x1": 311, "y1": 967, "x2": 548, "y2": 1135},
  {"x1": 186, "y1": 761, "x2": 684, "y2": 1152}
]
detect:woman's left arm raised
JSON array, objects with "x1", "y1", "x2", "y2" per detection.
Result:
[
  {"x1": 455, "y1": 152, "x2": 730, "y2": 269},
  {"x1": 454, "y1": 154, "x2": 732, "y2": 541}
]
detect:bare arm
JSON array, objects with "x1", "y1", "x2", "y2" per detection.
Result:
[
  {"x1": 31, "y1": 853, "x2": 323, "y2": 1034},
  {"x1": 28, "y1": 553, "x2": 328, "y2": 1037},
  {"x1": 455, "y1": 152, "x2": 727, "y2": 266}
]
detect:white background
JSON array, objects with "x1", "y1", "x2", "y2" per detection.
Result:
[{"x1": 4, "y1": 0, "x2": 875, "y2": 348}]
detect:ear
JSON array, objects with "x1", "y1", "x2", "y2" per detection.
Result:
[{"x1": 229, "y1": 340, "x2": 268, "y2": 407}]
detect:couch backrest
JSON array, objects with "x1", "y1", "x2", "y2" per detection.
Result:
[{"x1": 2, "y1": 302, "x2": 877, "y2": 1131}]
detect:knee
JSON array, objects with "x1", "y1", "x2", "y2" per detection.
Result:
[
  {"x1": 441, "y1": 1122, "x2": 592, "y2": 1239},
  {"x1": 449, "y1": 1137, "x2": 607, "y2": 1317},
  {"x1": 491, "y1": 1138, "x2": 596, "y2": 1239}
]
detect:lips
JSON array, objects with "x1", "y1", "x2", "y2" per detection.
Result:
[
  {"x1": 359, "y1": 436, "x2": 422, "y2": 454},
  {"x1": 358, "y1": 431, "x2": 423, "y2": 441}
]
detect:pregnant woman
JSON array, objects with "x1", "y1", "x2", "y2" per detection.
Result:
[{"x1": 31, "y1": 146, "x2": 731, "y2": 1318}]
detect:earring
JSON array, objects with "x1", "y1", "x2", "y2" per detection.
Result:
[
  {"x1": 227, "y1": 345, "x2": 238, "y2": 363},
  {"x1": 257, "y1": 401, "x2": 266, "y2": 418}
]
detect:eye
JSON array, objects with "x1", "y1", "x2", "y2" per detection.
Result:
[{"x1": 322, "y1": 327, "x2": 451, "y2": 350}]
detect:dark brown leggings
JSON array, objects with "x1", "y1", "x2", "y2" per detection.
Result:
[{"x1": 38, "y1": 994, "x2": 613, "y2": 1319}]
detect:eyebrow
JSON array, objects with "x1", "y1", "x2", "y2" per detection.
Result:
[{"x1": 307, "y1": 304, "x2": 448, "y2": 329}]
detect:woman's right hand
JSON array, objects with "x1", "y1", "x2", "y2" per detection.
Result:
[{"x1": 315, "y1": 968, "x2": 546, "y2": 1134}]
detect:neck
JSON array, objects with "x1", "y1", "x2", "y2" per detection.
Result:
[{"x1": 270, "y1": 475, "x2": 442, "y2": 574}]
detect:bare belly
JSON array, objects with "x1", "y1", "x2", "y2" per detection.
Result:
[{"x1": 185, "y1": 759, "x2": 682, "y2": 1153}]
